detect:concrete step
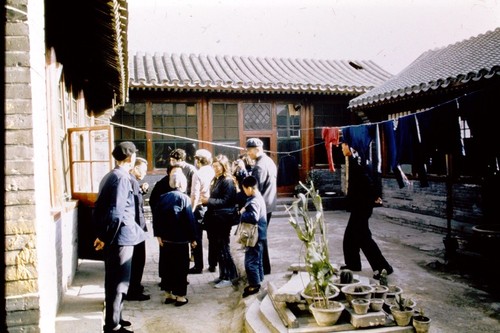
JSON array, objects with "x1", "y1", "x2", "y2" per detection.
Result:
[
  {"x1": 259, "y1": 295, "x2": 288, "y2": 333},
  {"x1": 245, "y1": 298, "x2": 272, "y2": 333}
]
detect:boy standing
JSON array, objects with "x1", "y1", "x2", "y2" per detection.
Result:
[{"x1": 239, "y1": 176, "x2": 267, "y2": 298}]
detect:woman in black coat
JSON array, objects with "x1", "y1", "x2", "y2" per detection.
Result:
[{"x1": 202, "y1": 154, "x2": 239, "y2": 288}]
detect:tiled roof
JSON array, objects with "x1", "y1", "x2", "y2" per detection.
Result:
[
  {"x1": 129, "y1": 52, "x2": 393, "y2": 95},
  {"x1": 349, "y1": 28, "x2": 500, "y2": 109}
]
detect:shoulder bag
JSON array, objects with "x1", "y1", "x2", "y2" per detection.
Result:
[{"x1": 236, "y1": 222, "x2": 259, "y2": 247}]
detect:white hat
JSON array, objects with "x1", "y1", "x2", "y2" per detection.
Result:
[{"x1": 195, "y1": 149, "x2": 212, "y2": 160}]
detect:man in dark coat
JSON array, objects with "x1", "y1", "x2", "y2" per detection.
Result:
[
  {"x1": 93, "y1": 142, "x2": 146, "y2": 333},
  {"x1": 341, "y1": 142, "x2": 393, "y2": 280},
  {"x1": 246, "y1": 138, "x2": 277, "y2": 275}
]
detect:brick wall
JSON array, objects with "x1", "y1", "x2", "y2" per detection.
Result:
[
  {"x1": 381, "y1": 178, "x2": 483, "y2": 226},
  {"x1": 5, "y1": 0, "x2": 44, "y2": 331}
]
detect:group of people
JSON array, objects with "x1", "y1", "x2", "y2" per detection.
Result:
[
  {"x1": 92, "y1": 138, "x2": 277, "y2": 332},
  {"x1": 92, "y1": 137, "x2": 393, "y2": 333}
]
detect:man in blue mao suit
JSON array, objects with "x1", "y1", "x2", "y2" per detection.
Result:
[{"x1": 94, "y1": 141, "x2": 146, "y2": 333}]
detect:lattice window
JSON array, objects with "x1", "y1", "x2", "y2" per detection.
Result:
[{"x1": 243, "y1": 103, "x2": 272, "y2": 131}]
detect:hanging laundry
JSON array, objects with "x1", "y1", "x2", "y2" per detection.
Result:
[
  {"x1": 382, "y1": 120, "x2": 409, "y2": 189},
  {"x1": 395, "y1": 114, "x2": 429, "y2": 187},
  {"x1": 277, "y1": 154, "x2": 299, "y2": 186},
  {"x1": 321, "y1": 127, "x2": 340, "y2": 172},
  {"x1": 341, "y1": 124, "x2": 376, "y2": 163}
]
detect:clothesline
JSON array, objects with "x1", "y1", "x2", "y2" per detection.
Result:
[{"x1": 95, "y1": 89, "x2": 478, "y2": 157}]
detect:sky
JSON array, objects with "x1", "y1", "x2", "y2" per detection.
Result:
[{"x1": 127, "y1": 0, "x2": 499, "y2": 74}]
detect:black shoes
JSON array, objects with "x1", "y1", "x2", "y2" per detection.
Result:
[
  {"x1": 208, "y1": 266, "x2": 216, "y2": 272},
  {"x1": 174, "y1": 298, "x2": 189, "y2": 307},
  {"x1": 242, "y1": 286, "x2": 260, "y2": 298},
  {"x1": 103, "y1": 325, "x2": 133, "y2": 333},
  {"x1": 188, "y1": 267, "x2": 202, "y2": 274},
  {"x1": 125, "y1": 293, "x2": 150, "y2": 301},
  {"x1": 119, "y1": 320, "x2": 132, "y2": 327},
  {"x1": 164, "y1": 297, "x2": 176, "y2": 304},
  {"x1": 373, "y1": 266, "x2": 394, "y2": 280}
]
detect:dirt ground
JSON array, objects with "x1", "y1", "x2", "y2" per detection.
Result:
[{"x1": 57, "y1": 208, "x2": 500, "y2": 333}]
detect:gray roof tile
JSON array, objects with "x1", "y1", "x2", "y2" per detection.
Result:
[
  {"x1": 129, "y1": 52, "x2": 392, "y2": 95},
  {"x1": 349, "y1": 28, "x2": 500, "y2": 109}
]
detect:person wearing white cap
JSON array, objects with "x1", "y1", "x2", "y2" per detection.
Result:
[
  {"x1": 246, "y1": 138, "x2": 277, "y2": 275},
  {"x1": 189, "y1": 149, "x2": 215, "y2": 273}
]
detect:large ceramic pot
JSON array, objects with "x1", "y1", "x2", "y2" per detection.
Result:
[
  {"x1": 301, "y1": 285, "x2": 340, "y2": 306},
  {"x1": 309, "y1": 301, "x2": 345, "y2": 326},
  {"x1": 341, "y1": 284, "x2": 374, "y2": 307},
  {"x1": 390, "y1": 305, "x2": 414, "y2": 326},
  {"x1": 472, "y1": 224, "x2": 500, "y2": 258},
  {"x1": 332, "y1": 277, "x2": 360, "y2": 300},
  {"x1": 413, "y1": 314, "x2": 432, "y2": 333}
]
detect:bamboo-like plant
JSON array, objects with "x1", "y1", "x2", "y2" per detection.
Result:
[{"x1": 286, "y1": 181, "x2": 339, "y2": 308}]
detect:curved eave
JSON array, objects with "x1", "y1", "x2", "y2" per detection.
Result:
[
  {"x1": 129, "y1": 82, "x2": 372, "y2": 96},
  {"x1": 349, "y1": 66, "x2": 500, "y2": 110}
]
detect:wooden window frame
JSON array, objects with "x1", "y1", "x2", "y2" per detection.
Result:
[{"x1": 68, "y1": 125, "x2": 113, "y2": 206}]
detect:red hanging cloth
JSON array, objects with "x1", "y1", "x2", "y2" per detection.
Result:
[{"x1": 321, "y1": 127, "x2": 340, "y2": 172}]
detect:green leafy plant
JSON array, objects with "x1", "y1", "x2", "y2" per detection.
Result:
[
  {"x1": 395, "y1": 294, "x2": 413, "y2": 311},
  {"x1": 286, "y1": 181, "x2": 339, "y2": 308}
]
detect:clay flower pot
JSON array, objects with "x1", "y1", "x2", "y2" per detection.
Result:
[
  {"x1": 351, "y1": 298, "x2": 370, "y2": 315},
  {"x1": 413, "y1": 314, "x2": 431, "y2": 333},
  {"x1": 385, "y1": 285, "x2": 403, "y2": 299},
  {"x1": 370, "y1": 298, "x2": 384, "y2": 312},
  {"x1": 385, "y1": 297, "x2": 416, "y2": 309},
  {"x1": 333, "y1": 277, "x2": 360, "y2": 300},
  {"x1": 309, "y1": 301, "x2": 345, "y2": 326},
  {"x1": 341, "y1": 284, "x2": 374, "y2": 307},
  {"x1": 390, "y1": 305, "x2": 414, "y2": 326},
  {"x1": 300, "y1": 284, "x2": 340, "y2": 306},
  {"x1": 371, "y1": 285, "x2": 389, "y2": 299}
]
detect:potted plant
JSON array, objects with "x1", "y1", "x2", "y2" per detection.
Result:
[
  {"x1": 351, "y1": 298, "x2": 370, "y2": 315},
  {"x1": 413, "y1": 308, "x2": 431, "y2": 333},
  {"x1": 286, "y1": 182, "x2": 343, "y2": 326},
  {"x1": 333, "y1": 269, "x2": 361, "y2": 300},
  {"x1": 378, "y1": 268, "x2": 403, "y2": 303},
  {"x1": 341, "y1": 284, "x2": 374, "y2": 307},
  {"x1": 390, "y1": 294, "x2": 415, "y2": 326}
]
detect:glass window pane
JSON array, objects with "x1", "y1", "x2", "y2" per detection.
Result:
[
  {"x1": 212, "y1": 103, "x2": 239, "y2": 141},
  {"x1": 226, "y1": 128, "x2": 238, "y2": 139},
  {"x1": 176, "y1": 104, "x2": 186, "y2": 115},
  {"x1": 213, "y1": 127, "x2": 225, "y2": 139},
  {"x1": 174, "y1": 117, "x2": 187, "y2": 127}
]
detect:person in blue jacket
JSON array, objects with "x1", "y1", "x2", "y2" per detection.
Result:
[
  {"x1": 239, "y1": 176, "x2": 268, "y2": 298},
  {"x1": 93, "y1": 141, "x2": 146, "y2": 333},
  {"x1": 153, "y1": 169, "x2": 197, "y2": 306}
]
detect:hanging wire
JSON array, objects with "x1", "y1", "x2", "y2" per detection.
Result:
[{"x1": 97, "y1": 89, "x2": 478, "y2": 157}]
